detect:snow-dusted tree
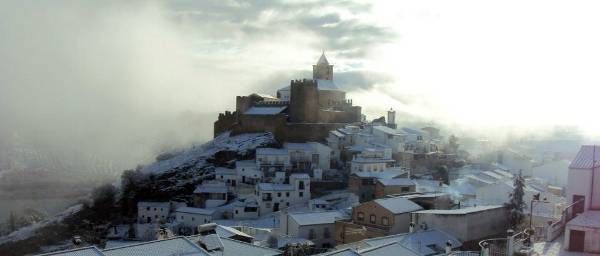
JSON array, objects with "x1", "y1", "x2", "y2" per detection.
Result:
[{"x1": 506, "y1": 170, "x2": 526, "y2": 229}]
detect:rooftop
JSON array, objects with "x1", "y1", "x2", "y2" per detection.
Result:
[
  {"x1": 102, "y1": 237, "x2": 210, "y2": 256},
  {"x1": 244, "y1": 106, "x2": 287, "y2": 115},
  {"x1": 567, "y1": 210, "x2": 600, "y2": 228},
  {"x1": 374, "y1": 197, "x2": 423, "y2": 214},
  {"x1": 569, "y1": 145, "x2": 600, "y2": 169},
  {"x1": 284, "y1": 142, "x2": 315, "y2": 151},
  {"x1": 414, "y1": 205, "x2": 504, "y2": 215},
  {"x1": 288, "y1": 211, "x2": 349, "y2": 226},
  {"x1": 377, "y1": 178, "x2": 415, "y2": 187},
  {"x1": 176, "y1": 207, "x2": 217, "y2": 215}
]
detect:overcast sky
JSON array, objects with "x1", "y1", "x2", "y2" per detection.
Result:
[{"x1": 1, "y1": 0, "x2": 599, "y2": 176}]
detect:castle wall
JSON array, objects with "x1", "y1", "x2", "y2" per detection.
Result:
[
  {"x1": 289, "y1": 79, "x2": 319, "y2": 123},
  {"x1": 318, "y1": 90, "x2": 346, "y2": 109},
  {"x1": 214, "y1": 111, "x2": 238, "y2": 137}
]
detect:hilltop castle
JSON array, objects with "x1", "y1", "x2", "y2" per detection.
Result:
[{"x1": 214, "y1": 53, "x2": 362, "y2": 142}]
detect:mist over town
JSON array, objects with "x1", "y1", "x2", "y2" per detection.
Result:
[{"x1": 1, "y1": 1, "x2": 599, "y2": 256}]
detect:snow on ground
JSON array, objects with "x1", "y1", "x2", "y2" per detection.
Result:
[
  {"x1": 533, "y1": 236, "x2": 594, "y2": 256},
  {"x1": 142, "y1": 132, "x2": 275, "y2": 175},
  {"x1": 0, "y1": 204, "x2": 82, "y2": 245}
]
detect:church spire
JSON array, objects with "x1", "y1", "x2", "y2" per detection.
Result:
[
  {"x1": 317, "y1": 51, "x2": 329, "y2": 66},
  {"x1": 313, "y1": 51, "x2": 333, "y2": 80}
]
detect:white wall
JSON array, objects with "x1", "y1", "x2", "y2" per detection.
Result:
[
  {"x1": 175, "y1": 212, "x2": 212, "y2": 228},
  {"x1": 138, "y1": 204, "x2": 169, "y2": 224},
  {"x1": 567, "y1": 168, "x2": 592, "y2": 210}
]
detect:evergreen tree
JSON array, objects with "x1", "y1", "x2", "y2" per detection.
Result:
[{"x1": 506, "y1": 170, "x2": 526, "y2": 229}]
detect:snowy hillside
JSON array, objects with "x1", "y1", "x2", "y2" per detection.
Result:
[{"x1": 142, "y1": 132, "x2": 275, "y2": 175}]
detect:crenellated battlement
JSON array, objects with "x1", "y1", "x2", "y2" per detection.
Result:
[{"x1": 290, "y1": 79, "x2": 318, "y2": 88}]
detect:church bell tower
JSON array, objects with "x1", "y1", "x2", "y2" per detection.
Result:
[{"x1": 313, "y1": 52, "x2": 333, "y2": 80}]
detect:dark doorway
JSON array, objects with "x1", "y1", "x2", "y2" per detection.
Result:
[
  {"x1": 273, "y1": 203, "x2": 280, "y2": 212},
  {"x1": 573, "y1": 195, "x2": 585, "y2": 215},
  {"x1": 146, "y1": 217, "x2": 151, "y2": 223},
  {"x1": 569, "y1": 230, "x2": 585, "y2": 252},
  {"x1": 231, "y1": 180, "x2": 237, "y2": 187}
]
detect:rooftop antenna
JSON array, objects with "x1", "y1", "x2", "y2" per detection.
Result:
[{"x1": 591, "y1": 145, "x2": 596, "y2": 210}]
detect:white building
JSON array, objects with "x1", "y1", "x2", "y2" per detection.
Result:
[
  {"x1": 236, "y1": 160, "x2": 262, "y2": 184},
  {"x1": 137, "y1": 202, "x2": 171, "y2": 224},
  {"x1": 215, "y1": 167, "x2": 238, "y2": 186},
  {"x1": 232, "y1": 197, "x2": 260, "y2": 219},
  {"x1": 174, "y1": 207, "x2": 216, "y2": 230},
  {"x1": 193, "y1": 181, "x2": 229, "y2": 208},
  {"x1": 280, "y1": 211, "x2": 349, "y2": 248},
  {"x1": 563, "y1": 145, "x2": 600, "y2": 253},
  {"x1": 256, "y1": 148, "x2": 290, "y2": 173},
  {"x1": 411, "y1": 205, "x2": 507, "y2": 242},
  {"x1": 255, "y1": 173, "x2": 311, "y2": 215}
]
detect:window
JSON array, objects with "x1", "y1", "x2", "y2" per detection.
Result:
[
  {"x1": 154, "y1": 208, "x2": 157, "y2": 211},
  {"x1": 277, "y1": 192, "x2": 281, "y2": 197},
  {"x1": 382, "y1": 216, "x2": 389, "y2": 226},
  {"x1": 235, "y1": 210, "x2": 239, "y2": 214},
  {"x1": 181, "y1": 216, "x2": 184, "y2": 220},
  {"x1": 401, "y1": 187, "x2": 410, "y2": 192},
  {"x1": 192, "y1": 217, "x2": 195, "y2": 221},
  {"x1": 357, "y1": 212, "x2": 364, "y2": 222},
  {"x1": 308, "y1": 229, "x2": 316, "y2": 239},
  {"x1": 146, "y1": 207, "x2": 150, "y2": 211},
  {"x1": 299, "y1": 192, "x2": 304, "y2": 197},
  {"x1": 323, "y1": 227, "x2": 331, "y2": 238},
  {"x1": 299, "y1": 181, "x2": 305, "y2": 190},
  {"x1": 370, "y1": 214, "x2": 376, "y2": 224},
  {"x1": 286, "y1": 192, "x2": 290, "y2": 197}
]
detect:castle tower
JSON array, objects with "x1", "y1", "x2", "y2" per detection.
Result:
[
  {"x1": 312, "y1": 52, "x2": 333, "y2": 80},
  {"x1": 387, "y1": 108, "x2": 397, "y2": 129}
]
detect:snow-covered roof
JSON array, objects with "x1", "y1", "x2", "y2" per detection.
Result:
[
  {"x1": 288, "y1": 211, "x2": 349, "y2": 226},
  {"x1": 359, "y1": 242, "x2": 419, "y2": 256},
  {"x1": 244, "y1": 106, "x2": 287, "y2": 115},
  {"x1": 257, "y1": 183, "x2": 294, "y2": 191},
  {"x1": 330, "y1": 130, "x2": 345, "y2": 138},
  {"x1": 377, "y1": 178, "x2": 415, "y2": 187},
  {"x1": 217, "y1": 237, "x2": 281, "y2": 256},
  {"x1": 194, "y1": 182, "x2": 228, "y2": 194},
  {"x1": 175, "y1": 207, "x2": 216, "y2": 215},
  {"x1": 215, "y1": 225, "x2": 253, "y2": 240},
  {"x1": 38, "y1": 247, "x2": 106, "y2": 256},
  {"x1": 566, "y1": 210, "x2": 600, "y2": 228},
  {"x1": 256, "y1": 148, "x2": 288, "y2": 155},
  {"x1": 373, "y1": 125, "x2": 401, "y2": 135},
  {"x1": 316, "y1": 79, "x2": 339, "y2": 91},
  {"x1": 400, "y1": 127, "x2": 424, "y2": 135},
  {"x1": 374, "y1": 197, "x2": 423, "y2": 214},
  {"x1": 137, "y1": 202, "x2": 170, "y2": 208},
  {"x1": 284, "y1": 142, "x2": 315, "y2": 151},
  {"x1": 102, "y1": 237, "x2": 210, "y2": 256},
  {"x1": 414, "y1": 205, "x2": 504, "y2": 215},
  {"x1": 333, "y1": 229, "x2": 461, "y2": 256},
  {"x1": 569, "y1": 145, "x2": 600, "y2": 169},
  {"x1": 353, "y1": 169, "x2": 406, "y2": 180}
]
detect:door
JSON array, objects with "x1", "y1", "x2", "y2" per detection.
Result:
[
  {"x1": 273, "y1": 203, "x2": 280, "y2": 212},
  {"x1": 573, "y1": 195, "x2": 585, "y2": 215},
  {"x1": 569, "y1": 230, "x2": 585, "y2": 252},
  {"x1": 231, "y1": 180, "x2": 236, "y2": 187}
]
